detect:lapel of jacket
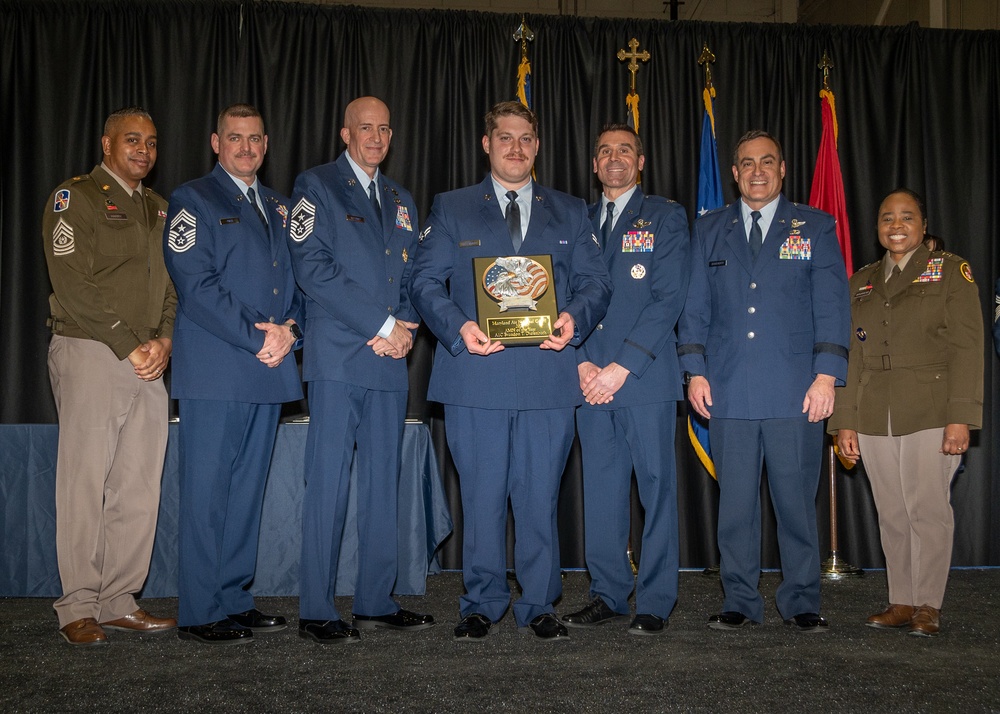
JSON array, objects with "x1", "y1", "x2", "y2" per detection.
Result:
[
  {"x1": 722, "y1": 202, "x2": 753, "y2": 273},
  {"x1": 211, "y1": 163, "x2": 268, "y2": 247},
  {"x1": 478, "y1": 176, "x2": 515, "y2": 255},
  {"x1": 521, "y1": 181, "x2": 550, "y2": 254},
  {"x1": 759, "y1": 195, "x2": 791, "y2": 266}
]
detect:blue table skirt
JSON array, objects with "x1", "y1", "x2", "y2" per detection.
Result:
[{"x1": 0, "y1": 422, "x2": 453, "y2": 598}]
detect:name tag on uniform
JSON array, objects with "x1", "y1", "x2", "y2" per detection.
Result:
[
  {"x1": 105, "y1": 212, "x2": 127, "y2": 221},
  {"x1": 709, "y1": 260, "x2": 727, "y2": 267},
  {"x1": 346, "y1": 214, "x2": 365, "y2": 223},
  {"x1": 459, "y1": 240, "x2": 481, "y2": 248},
  {"x1": 220, "y1": 217, "x2": 240, "y2": 225}
]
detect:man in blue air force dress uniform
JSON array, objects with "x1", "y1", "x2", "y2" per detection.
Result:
[
  {"x1": 165, "y1": 105, "x2": 304, "y2": 645},
  {"x1": 562, "y1": 124, "x2": 689, "y2": 636},
  {"x1": 288, "y1": 96, "x2": 432, "y2": 645},
  {"x1": 677, "y1": 130, "x2": 850, "y2": 632},
  {"x1": 409, "y1": 101, "x2": 612, "y2": 641}
]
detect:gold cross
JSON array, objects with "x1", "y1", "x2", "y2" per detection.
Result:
[{"x1": 617, "y1": 38, "x2": 650, "y2": 94}]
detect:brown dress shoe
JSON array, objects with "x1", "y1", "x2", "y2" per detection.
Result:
[
  {"x1": 866, "y1": 604, "x2": 915, "y2": 629},
  {"x1": 60, "y1": 617, "x2": 109, "y2": 647},
  {"x1": 102, "y1": 609, "x2": 177, "y2": 633},
  {"x1": 908, "y1": 605, "x2": 940, "y2": 637}
]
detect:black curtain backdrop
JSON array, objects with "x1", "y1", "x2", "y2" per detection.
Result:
[{"x1": 3, "y1": 0, "x2": 999, "y2": 569}]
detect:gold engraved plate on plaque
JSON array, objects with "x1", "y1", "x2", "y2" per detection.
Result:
[{"x1": 473, "y1": 254, "x2": 558, "y2": 346}]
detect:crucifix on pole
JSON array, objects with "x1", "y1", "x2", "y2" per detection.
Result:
[{"x1": 617, "y1": 37, "x2": 649, "y2": 133}]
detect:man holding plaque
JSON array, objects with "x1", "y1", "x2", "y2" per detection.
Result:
[
  {"x1": 562, "y1": 124, "x2": 689, "y2": 636},
  {"x1": 409, "y1": 101, "x2": 612, "y2": 641}
]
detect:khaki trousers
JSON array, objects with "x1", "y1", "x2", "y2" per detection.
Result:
[
  {"x1": 48, "y1": 335, "x2": 168, "y2": 626},
  {"x1": 858, "y1": 426, "x2": 960, "y2": 610}
]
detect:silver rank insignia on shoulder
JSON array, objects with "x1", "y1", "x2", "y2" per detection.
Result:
[
  {"x1": 633, "y1": 218, "x2": 651, "y2": 229},
  {"x1": 290, "y1": 197, "x2": 316, "y2": 242},
  {"x1": 791, "y1": 219, "x2": 806, "y2": 229},
  {"x1": 418, "y1": 225, "x2": 432, "y2": 243},
  {"x1": 52, "y1": 218, "x2": 75, "y2": 256},
  {"x1": 631, "y1": 264, "x2": 646, "y2": 279},
  {"x1": 168, "y1": 209, "x2": 197, "y2": 253}
]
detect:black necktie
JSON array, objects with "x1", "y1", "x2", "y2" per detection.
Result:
[
  {"x1": 749, "y1": 210, "x2": 763, "y2": 260},
  {"x1": 505, "y1": 190, "x2": 521, "y2": 252},
  {"x1": 248, "y1": 187, "x2": 267, "y2": 227},
  {"x1": 601, "y1": 201, "x2": 616, "y2": 248},
  {"x1": 369, "y1": 181, "x2": 382, "y2": 227}
]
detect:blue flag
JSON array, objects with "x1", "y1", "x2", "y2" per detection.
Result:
[{"x1": 689, "y1": 87, "x2": 723, "y2": 479}]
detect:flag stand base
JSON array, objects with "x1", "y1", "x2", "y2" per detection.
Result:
[{"x1": 821, "y1": 551, "x2": 864, "y2": 579}]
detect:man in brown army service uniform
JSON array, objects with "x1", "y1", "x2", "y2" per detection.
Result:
[{"x1": 43, "y1": 106, "x2": 178, "y2": 646}]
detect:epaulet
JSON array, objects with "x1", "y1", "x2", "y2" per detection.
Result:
[
  {"x1": 697, "y1": 204, "x2": 729, "y2": 218},
  {"x1": 937, "y1": 251, "x2": 965, "y2": 263},
  {"x1": 790, "y1": 202, "x2": 829, "y2": 218},
  {"x1": 642, "y1": 194, "x2": 671, "y2": 205},
  {"x1": 857, "y1": 260, "x2": 879, "y2": 273}
]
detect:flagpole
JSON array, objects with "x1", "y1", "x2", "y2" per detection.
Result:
[{"x1": 810, "y1": 50, "x2": 863, "y2": 580}]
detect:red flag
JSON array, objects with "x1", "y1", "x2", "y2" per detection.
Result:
[{"x1": 809, "y1": 89, "x2": 853, "y2": 277}]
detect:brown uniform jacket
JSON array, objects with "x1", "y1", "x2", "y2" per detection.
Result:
[
  {"x1": 828, "y1": 244, "x2": 983, "y2": 436},
  {"x1": 42, "y1": 164, "x2": 176, "y2": 360}
]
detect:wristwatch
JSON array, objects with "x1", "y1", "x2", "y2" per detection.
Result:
[
  {"x1": 287, "y1": 322, "x2": 303, "y2": 340},
  {"x1": 683, "y1": 371, "x2": 696, "y2": 385}
]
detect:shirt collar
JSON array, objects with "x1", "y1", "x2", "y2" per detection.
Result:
[
  {"x1": 344, "y1": 150, "x2": 380, "y2": 188},
  {"x1": 100, "y1": 162, "x2": 143, "y2": 198}
]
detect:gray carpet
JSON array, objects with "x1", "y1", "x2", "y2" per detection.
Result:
[{"x1": 2, "y1": 570, "x2": 999, "y2": 713}]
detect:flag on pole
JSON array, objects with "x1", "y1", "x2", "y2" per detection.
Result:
[
  {"x1": 688, "y1": 81, "x2": 723, "y2": 480},
  {"x1": 808, "y1": 88, "x2": 854, "y2": 277}
]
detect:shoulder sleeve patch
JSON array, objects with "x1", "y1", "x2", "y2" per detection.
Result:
[
  {"x1": 290, "y1": 197, "x2": 316, "y2": 242},
  {"x1": 168, "y1": 209, "x2": 197, "y2": 253},
  {"x1": 53, "y1": 189, "x2": 71, "y2": 213},
  {"x1": 52, "y1": 218, "x2": 75, "y2": 256},
  {"x1": 961, "y1": 262, "x2": 974, "y2": 283}
]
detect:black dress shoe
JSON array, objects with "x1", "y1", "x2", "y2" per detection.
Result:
[
  {"x1": 628, "y1": 613, "x2": 667, "y2": 636},
  {"x1": 707, "y1": 611, "x2": 754, "y2": 630},
  {"x1": 353, "y1": 609, "x2": 435, "y2": 631},
  {"x1": 298, "y1": 618, "x2": 361, "y2": 645},
  {"x1": 784, "y1": 612, "x2": 830, "y2": 633},
  {"x1": 177, "y1": 619, "x2": 253, "y2": 645},
  {"x1": 228, "y1": 608, "x2": 287, "y2": 632},
  {"x1": 519, "y1": 613, "x2": 570, "y2": 641},
  {"x1": 562, "y1": 597, "x2": 628, "y2": 628},
  {"x1": 453, "y1": 613, "x2": 493, "y2": 641}
]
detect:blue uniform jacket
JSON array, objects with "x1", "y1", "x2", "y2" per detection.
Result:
[
  {"x1": 287, "y1": 152, "x2": 419, "y2": 391},
  {"x1": 409, "y1": 176, "x2": 612, "y2": 410},
  {"x1": 677, "y1": 195, "x2": 849, "y2": 419},
  {"x1": 578, "y1": 189, "x2": 690, "y2": 408},
  {"x1": 164, "y1": 163, "x2": 303, "y2": 403}
]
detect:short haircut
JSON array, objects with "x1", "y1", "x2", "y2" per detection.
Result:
[
  {"x1": 882, "y1": 187, "x2": 927, "y2": 222},
  {"x1": 484, "y1": 101, "x2": 538, "y2": 137},
  {"x1": 732, "y1": 129, "x2": 784, "y2": 166},
  {"x1": 216, "y1": 103, "x2": 264, "y2": 135},
  {"x1": 103, "y1": 106, "x2": 153, "y2": 137},
  {"x1": 594, "y1": 123, "x2": 643, "y2": 158}
]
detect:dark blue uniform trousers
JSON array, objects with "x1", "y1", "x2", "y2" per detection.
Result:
[
  {"x1": 712, "y1": 417, "x2": 823, "y2": 622},
  {"x1": 576, "y1": 402, "x2": 679, "y2": 619},
  {"x1": 445, "y1": 406, "x2": 575, "y2": 628},
  {"x1": 177, "y1": 399, "x2": 281, "y2": 626},
  {"x1": 299, "y1": 380, "x2": 406, "y2": 620}
]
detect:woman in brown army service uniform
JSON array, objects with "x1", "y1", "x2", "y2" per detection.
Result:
[{"x1": 830, "y1": 188, "x2": 983, "y2": 637}]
